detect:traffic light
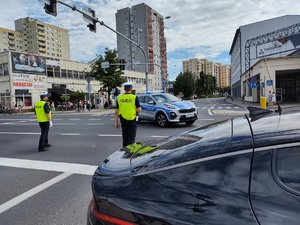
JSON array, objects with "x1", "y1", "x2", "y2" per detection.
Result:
[
  {"x1": 115, "y1": 88, "x2": 120, "y2": 96},
  {"x1": 119, "y1": 59, "x2": 125, "y2": 70},
  {"x1": 87, "y1": 9, "x2": 96, "y2": 33},
  {"x1": 44, "y1": 0, "x2": 57, "y2": 16}
]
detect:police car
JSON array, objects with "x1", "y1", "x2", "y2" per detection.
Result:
[{"x1": 137, "y1": 92, "x2": 198, "y2": 127}]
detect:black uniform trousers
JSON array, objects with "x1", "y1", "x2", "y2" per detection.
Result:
[
  {"x1": 120, "y1": 116, "x2": 137, "y2": 147},
  {"x1": 38, "y1": 121, "x2": 50, "y2": 150}
]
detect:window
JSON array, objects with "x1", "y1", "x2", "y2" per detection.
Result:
[{"x1": 276, "y1": 146, "x2": 300, "y2": 193}]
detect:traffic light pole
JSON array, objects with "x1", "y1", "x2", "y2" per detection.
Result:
[{"x1": 43, "y1": 0, "x2": 150, "y2": 92}]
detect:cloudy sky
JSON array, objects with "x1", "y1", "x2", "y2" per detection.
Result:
[{"x1": 1, "y1": 0, "x2": 300, "y2": 80}]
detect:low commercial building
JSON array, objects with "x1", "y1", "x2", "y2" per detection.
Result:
[
  {"x1": 241, "y1": 56, "x2": 300, "y2": 104},
  {"x1": 0, "y1": 51, "x2": 150, "y2": 111}
]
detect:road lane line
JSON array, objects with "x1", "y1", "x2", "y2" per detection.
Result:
[
  {"x1": 0, "y1": 132, "x2": 40, "y2": 135},
  {"x1": 0, "y1": 173, "x2": 72, "y2": 214},
  {"x1": 0, "y1": 157, "x2": 98, "y2": 175},
  {"x1": 60, "y1": 133, "x2": 82, "y2": 136}
]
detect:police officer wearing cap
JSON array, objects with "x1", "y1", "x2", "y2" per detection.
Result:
[
  {"x1": 114, "y1": 82, "x2": 142, "y2": 147},
  {"x1": 35, "y1": 93, "x2": 52, "y2": 152}
]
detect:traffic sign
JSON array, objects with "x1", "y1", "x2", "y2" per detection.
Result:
[
  {"x1": 250, "y1": 82, "x2": 257, "y2": 88},
  {"x1": 86, "y1": 84, "x2": 92, "y2": 93},
  {"x1": 266, "y1": 80, "x2": 273, "y2": 86}
]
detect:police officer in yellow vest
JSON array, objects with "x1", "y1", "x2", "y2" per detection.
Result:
[
  {"x1": 115, "y1": 82, "x2": 142, "y2": 147},
  {"x1": 35, "y1": 93, "x2": 52, "y2": 152}
]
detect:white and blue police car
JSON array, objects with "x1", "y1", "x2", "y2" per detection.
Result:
[{"x1": 137, "y1": 92, "x2": 198, "y2": 127}]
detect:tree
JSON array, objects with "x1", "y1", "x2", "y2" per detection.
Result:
[
  {"x1": 70, "y1": 91, "x2": 85, "y2": 104},
  {"x1": 89, "y1": 48, "x2": 126, "y2": 101},
  {"x1": 174, "y1": 72, "x2": 195, "y2": 99},
  {"x1": 195, "y1": 72, "x2": 217, "y2": 97}
]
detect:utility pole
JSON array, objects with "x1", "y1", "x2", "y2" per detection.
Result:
[{"x1": 41, "y1": 0, "x2": 150, "y2": 92}]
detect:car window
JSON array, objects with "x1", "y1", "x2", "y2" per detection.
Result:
[
  {"x1": 153, "y1": 94, "x2": 180, "y2": 103},
  {"x1": 276, "y1": 146, "x2": 300, "y2": 193},
  {"x1": 138, "y1": 95, "x2": 145, "y2": 103},
  {"x1": 145, "y1": 96, "x2": 153, "y2": 104}
]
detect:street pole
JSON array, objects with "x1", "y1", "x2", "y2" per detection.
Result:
[{"x1": 55, "y1": 0, "x2": 149, "y2": 92}]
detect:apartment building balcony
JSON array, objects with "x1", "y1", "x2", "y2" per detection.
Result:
[
  {"x1": 8, "y1": 40, "x2": 15, "y2": 44},
  {"x1": 148, "y1": 23, "x2": 152, "y2": 28},
  {"x1": 38, "y1": 41, "x2": 46, "y2": 47},
  {"x1": 9, "y1": 46, "x2": 16, "y2": 51},
  {"x1": 148, "y1": 47, "x2": 153, "y2": 53},
  {"x1": 39, "y1": 52, "x2": 47, "y2": 57},
  {"x1": 38, "y1": 31, "x2": 46, "y2": 36},
  {"x1": 37, "y1": 24, "x2": 45, "y2": 30},
  {"x1": 38, "y1": 36, "x2": 46, "y2": 41},
  {"x1": 8, "y1": 35, "x2": 15, "y2": 39},
  {"x1": 39, "y1": 47, "x2": 47, "y2": 53}
]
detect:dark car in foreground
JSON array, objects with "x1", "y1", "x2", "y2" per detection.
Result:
[{"x1": 87, "y1": 106, "x2": 300, "y2": 225}]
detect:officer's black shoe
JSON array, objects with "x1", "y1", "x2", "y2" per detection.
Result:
[
  {"x1": 45, "y1": 144, "x2": 52, "y2": 148},
  {"x1": 38, "y1": 147, "x2": 49, "y2": 152}
]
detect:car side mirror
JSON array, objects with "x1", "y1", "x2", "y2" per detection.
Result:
[{"x1": 148, "y1": 100, "x2": 155, "y2": 105}]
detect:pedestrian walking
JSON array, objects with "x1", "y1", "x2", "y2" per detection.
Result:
[
  {"x1": 114, "y1": 82, "x2": 142, "y2": 147},
  {"x1": 267, "y1": 91, "x2": 272, "y2": 106},
  {"x1": 242, "y1": 94, "x2": 245, "y2": 104},
  {"x1": 272, "y1": 91, "x2": 276, "y2": 105},
  {"x1": 35, "y1": 93, "x2": 52, "y2": 152}
]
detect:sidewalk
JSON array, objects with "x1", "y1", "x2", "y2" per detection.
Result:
[{"x1": 229, "y1": 98, "x2": 299, "y2": 111}]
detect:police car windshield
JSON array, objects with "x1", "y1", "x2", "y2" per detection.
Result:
[{"x1": 153, "y1": 93, "x2": 180, "y2": 103}]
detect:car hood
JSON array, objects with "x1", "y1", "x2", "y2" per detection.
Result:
[
  {"x1": 164, "y1": 100, "x2": 195, "y2": 108},
  {"x1": 97, "y1": 116, "x2": 253, "y2": 177}
]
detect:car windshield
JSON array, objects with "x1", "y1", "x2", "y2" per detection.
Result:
[{"x1": 153, "y1": 93, "x2": 180, "y2": 103}]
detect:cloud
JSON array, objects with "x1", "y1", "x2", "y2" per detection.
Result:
[{"x1": 2, "y1": 0, "x2": 300, "y2": 77}]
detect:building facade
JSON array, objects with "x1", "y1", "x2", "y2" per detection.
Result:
[
  {"x1": 116, "y1": 3, "x2": 168, "y2": 91},
  {"x1": 0, "y1": 17, "x2": 70, "y2": 60},
  {"x1": 182, "y1": 58, "x2": 231, "y2": 88},
  {"x1": 241, "y1": 56, "x2": 300, "y2": 103},
  {"x1": 229, "y1": 15, "x2": 300, "y2": 100},
  {"x1": 0, "y1": 50, "x2": 151, "y2": 111}
]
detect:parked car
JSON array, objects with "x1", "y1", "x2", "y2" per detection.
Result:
[
  {"x1": 136, "y1": 92, "x2": 198, "y2": 127},
  {"x1": 87, "y1": 106, "x2": 300, "y2": 225}
]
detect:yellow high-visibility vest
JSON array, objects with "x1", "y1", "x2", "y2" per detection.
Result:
[
  {"x1": 117, "y1": 94, "x2": 136, "y2": 120},
  {"x1": 35, "y1": 101, "x2": 49, "y2": 122}
]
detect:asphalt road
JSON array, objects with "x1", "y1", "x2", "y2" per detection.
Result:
[{"x1": 0, "y1": 98, "x2": 248, "y2": 225}]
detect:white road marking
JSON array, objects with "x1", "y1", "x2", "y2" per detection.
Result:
[
  {"x1": 69, "y1": 119, "x2": 80, "y2": 120},
  {"x1": 97, "y1": 134, "x2": 121, "y2": 137},
  {"x1": 0, "y1": 156, "x2": 100, "y2": 213},
  {"x1": 199, "y1": 119, "x2": 214, "y2": 120},
  {"x1": 0, "y1": 173, "x2": 72, "y2": 214},
  {"x1": 0, "y1": 132, "x2": 40, "y2": 135},
  {"x1": 87, "y1": 123, "x2": 104, "y2": 125},
  {"x1": 60, "y1": 133, "x2": 82, "y2": 136},
  {"x1": 0, "y1": 157, "x2": 98, "y2": 175},
  {"x1": 89, "y1": 119, "x2": 101, "y2": 120}
]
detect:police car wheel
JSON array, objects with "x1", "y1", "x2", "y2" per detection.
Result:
[{"x1": 156, "y1": 113, "x2": 167, "y2": 127}]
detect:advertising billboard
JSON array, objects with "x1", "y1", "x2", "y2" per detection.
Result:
[
  {"x1": 256, "y1": 33, "x2": 300, "y2": 58},
  {"x1": 11, "y1": 52, "x2": 46, "y2": 75}
]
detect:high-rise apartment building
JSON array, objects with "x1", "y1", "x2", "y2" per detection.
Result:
[
  {"x1": 182, "y1": 58, "x2": 231, "y2": 87},
  {"x1": 220, "y1": 65, "x2": 231, "y2": 88},
  {"x1": 116, "y1": 3, "x2": 168, "y2": 91},
  {"x1": 0, "y1": 17, "x2": 70, "y2": 60}
]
